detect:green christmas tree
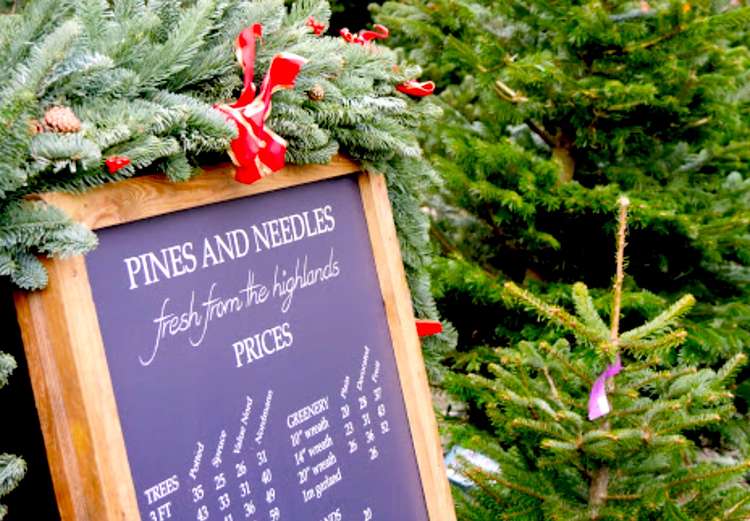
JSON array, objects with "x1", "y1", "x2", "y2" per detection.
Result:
[
  {"x1": 448, "y1": 197, "x2": 750, "y2": 520},
  {"x1": 0, "y1": 351, "x2": 25, "y2": 520},
  {"x1": 374, "y1": 0, "x2": 750, "y2": 372}
]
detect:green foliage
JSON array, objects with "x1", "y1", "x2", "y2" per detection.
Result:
[
  {"x1": 376, "y1": 0, "x2": 750, "y2": 368},
  {"x1": 0, "y1": 0, "x2": 454, "y2": 369},
  {"x1": 0, "y1": 352, "x2": 25, "y2": 520},
  {"x1": 446, "y1": 200, "x2": 750, "y2": 520}
]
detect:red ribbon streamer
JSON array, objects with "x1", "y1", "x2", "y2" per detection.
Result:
[
  {"x1": 397, "y1": 80, "x2": 435, "y2": 97},
  {"x1": 360, "y1": 24, "x2": 389, "y2": 42},
  {"x1": 416, "y1": 319, "x2": 443, "y2": 337},
  {"x1": 340, "y1": 24, "x2": 389, "y2": 45},
  {"x1": 215, "y1": 24, "x2": 307, "y2": 184}
]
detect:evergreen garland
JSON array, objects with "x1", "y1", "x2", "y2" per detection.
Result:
[
  {"x1": 0, "y1": 2, "x2": 454, "y2": 509},
  {"x1": 0, "y1": 0, "x2": 452, "y2": 364}
]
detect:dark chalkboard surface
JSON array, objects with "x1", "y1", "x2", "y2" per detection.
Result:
[{"x1": 84, "y1": 175, "x2": 429, "y2": 521}]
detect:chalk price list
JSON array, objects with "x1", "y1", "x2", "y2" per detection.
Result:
[
  {"x1": 140, "y1": 345, "x2": 392, "y2": 521},
  {"x1": 142, "y1": 387, "x2": 279, "y2": 521},
  {"x1": 287, "y1": 345, "x2": 390, "y2": 521}
]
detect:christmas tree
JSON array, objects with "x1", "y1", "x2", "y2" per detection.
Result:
[
  {"x1": 0, "y1": 351, "x2": 25, "y2": 520},
  {"x1": 447, "y1": 197, "x2": 750, "y2": 520},
  {"x1": 374, "y1": 0, "x2": 750, "y2": 398}
]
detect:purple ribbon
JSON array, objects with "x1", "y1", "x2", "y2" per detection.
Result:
[{"x1": 588, "y1": 354, "x2": 622, "y2": 420}]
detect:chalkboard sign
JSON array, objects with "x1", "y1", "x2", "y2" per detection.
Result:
[{"x1": 14, "y1": 157, "x2": 455, "y2": 521}]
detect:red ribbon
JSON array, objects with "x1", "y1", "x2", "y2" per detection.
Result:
[
  {"x1": 105, "y1": 155, "x2": 131, "y2": 173},
  {"x1": 306, "y1": 16, "x2": 326, "y2": 36},
  {"x1": 360, "y1": 24, "x2": 389, "y2": 42},
  {"x1": 397, "y1": 80, "x2": 435, "y2": 97},
  {"x1": 214, "y1": 24, "x2": 307, "y2": 184},
  {"x1": 340, "y1": 24, "x2": 389, "y2": 45},
  {"x1": 416, "y1": 319, "x2": 443, "y2": 337}
]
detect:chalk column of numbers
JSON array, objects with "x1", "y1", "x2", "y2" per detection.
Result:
[
  {"x1": 349, "y1": 358, "x2": 391, "y2": 462},
  {"x1": 190, "y1": 403, "x2": 281, "y2": 520},
  {"x1": 192, "y1": 431, "x2": 237, "y2": 521},
  {"x1": 338, "y1": 352, "x2": 392, "y2": 521}
]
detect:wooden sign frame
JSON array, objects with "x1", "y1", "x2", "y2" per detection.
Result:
[{"x1": 14, "y1": 155, "x2": 456, "y2": 521}]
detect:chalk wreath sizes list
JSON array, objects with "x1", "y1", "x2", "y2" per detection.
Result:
[{"x1": 85, "y1": 175, "x2": 430, "y2": 521}]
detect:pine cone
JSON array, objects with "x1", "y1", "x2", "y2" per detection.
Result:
[
  {"x1": 28, "y1": 119, "x2": 44, "y2": 135},
  {"x1": 308, "y1": 84, "x2": 325, "y2": 101},
  {"x1": 43, "y1": 106, "x2": 81, "y2": 133}
]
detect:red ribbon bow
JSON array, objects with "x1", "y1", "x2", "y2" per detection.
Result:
[
  {"x1": 214, "y1": 24, "x2": 307, "y2": 184},
  {"x1": 306, "y1": 16, "x2": 326, "y2": 36},
  {"x1": 340, "y1": 24, "x2": 389, "y2": 45},
  {"x1": 397, "y1": 80, "x2": 435, "y2": 97},
  {"x1": 105, "y1": 155, "x2": 131, "y2": 173}
]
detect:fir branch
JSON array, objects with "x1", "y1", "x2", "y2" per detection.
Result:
[
  {"x1": 657, "y1": 414, "x2": 724, "y2": 436},
  {"x1": 505, "y1": 281, "x2": 610, "y2": 354},
  {"x1": 723, "y1": 494, "x2": 750, "y2": 519},
  {"x1": 0, "y1": 353, "x2": 16, "y2": 389},
  {"x1": 714, "y1": 353, "x2": 748, "y2": 388},
  {"x1": 539, "y1": 340, "x2": 592, "y2": 386},
  {"x1": 621, "y1": 6, "x2": 750, "y2": 53},
  {"x1": 610, "y1": 196, "x2": 629, "y2": 346},
  {"x1": 10, "y1": 250, "x2": 47, "y2": 289},
  {"x1": 621, "y1": 330, "x2": 688, "y2": 357},
  {"x1": 620, "y1": 295, "x2": 697, "y2": 344},
  {"x1": 132, "y1": 0, "x2": 220, "y2": 88},
  {"x1": 30, "y1": 132, "x2": 101, "y2": 173},
  {"x1": 663, "y1": 460, "x2": 750, "y2": 490},
  {"x1": 571, "y1": 282, "x2": 610, "y2": 341},
  {"x1": 624, "y1": 367, "x2": 697, "y2": 394},
  {"x1": 509, "y1": 417, "x2": 571, "y2": 439},
  {"x1": 466, "y1": 465, "x2": 547, "y2": 502},
  {"x1": 0, "y1": 252, "x2": 13, "y2": 277}
]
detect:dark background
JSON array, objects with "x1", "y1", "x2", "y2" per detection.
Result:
[
  {"x1": 0, "y1": 2, "x2": 378, "y2": 518},
  {"x1": 329, "y1": 0, "x2": 376, "y2": 32},
  {"x1": 0, "y1": 281, "x2": 59, "y2": 520}
]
